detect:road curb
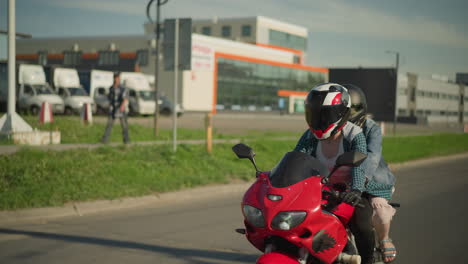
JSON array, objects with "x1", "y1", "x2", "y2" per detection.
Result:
[
  {"x1": 1, "y1": 152, "x2": 467, "y2": 225},
  {"x1": 388, "y1": 152, "x2": 468, "y2": 171},
  {"x1": 0, "y1": 183, "x2": 252, "y2": 225}
]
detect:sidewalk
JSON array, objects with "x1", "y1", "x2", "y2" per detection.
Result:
[{"x1": 1, "y1": 151, "x2": 467, "y2": 225}]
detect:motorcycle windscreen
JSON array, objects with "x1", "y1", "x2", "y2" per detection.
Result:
[{"x1": 269, "y1": 151, "x2": 328, "y2": 188}]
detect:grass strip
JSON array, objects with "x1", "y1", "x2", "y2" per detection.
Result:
[
  {"x1": 0, "y1": 116, "x2": 301, "y2": 144},
  {"x1": 0, "y1": 133, "x2": 467, "y2": 210}
]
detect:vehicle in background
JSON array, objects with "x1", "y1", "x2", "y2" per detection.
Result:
[
  {"x1": 121, "y1": 72, "x2": 184, "y2": 117},
  {"x1": 79, "y1": 70, "x2": 113, "y2": 114},
  {"x1": 120, "y1": 72, "x2": 155, "y2": 116},
  {"x1": 47, "y1": 67, "x2": 96, "y2": 115},
  {"x1": 159, "y1": 95, "x2": 183, "y2": 117},
  {"x1": 13, "y1": 64, "x2": 64, "y2": 115},
  {"x1": 144, "y1": 73, "x2": 184, "y2": 117}
]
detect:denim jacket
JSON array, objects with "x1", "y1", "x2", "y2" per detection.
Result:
[{"x1": 362, "y1": 119, "x2": 396, "y2": 186}]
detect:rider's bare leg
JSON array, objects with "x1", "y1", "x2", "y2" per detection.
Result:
[{"x1": 373, "y1": 221, "x2": 396, "y2": 262}]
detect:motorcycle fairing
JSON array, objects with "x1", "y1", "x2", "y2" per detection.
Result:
[{"x1": 242, "y1": 173, "x2": 349, "y2": 264}]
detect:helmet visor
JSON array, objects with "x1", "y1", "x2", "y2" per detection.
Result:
[{"x1": 306, "y1": 104, "x2": 347, "y2": 131}]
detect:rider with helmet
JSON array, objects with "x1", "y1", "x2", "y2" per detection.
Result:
[
  {"x1": 343, "y1": 84, "x2": 397, "y2": 263},
  {"x1": 294, "y1": 83, "x2": 374, "y2": 264}
]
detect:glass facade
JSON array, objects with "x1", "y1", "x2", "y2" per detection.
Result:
[
  {"x1": 217, "y1": 57, "x2": 325, "y2": 111},
  {"x1": 269, "y1": 29, "x2": 307, "y2": 51}
]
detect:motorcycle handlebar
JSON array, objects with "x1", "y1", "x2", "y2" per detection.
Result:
[{"x1": 322, "y1": 189, "x2": 365, "y2": 208}]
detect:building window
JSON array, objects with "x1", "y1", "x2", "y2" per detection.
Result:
[
  {"x1": 38, "y1": 50, "x2": 48, "y2": 66},
  {"x1": 242, "y1": 25, "x2": 251, "y2": 37},
  {"x1": 221, "y1": 25, "x2": 231, "y2": 37},
  {"x1": 269, "y1": 29, "x2": 307, "y2": 51},
  {"x1": 136, "y1": 49, "x2": 149, "y2": 66},
  {"x1": 98, "y1": 50, "x2": 120, "y2": 66},
  {"x1": 202, "y1": 26, "x2": 211, "y2": 36},
  {"x1": 63, "y1": 51, "x2": 82, "y2": 66}
]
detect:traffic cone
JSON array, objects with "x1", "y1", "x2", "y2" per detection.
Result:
[
  {"x1": 39, "y1": 102, "x2": 53, "y2": 124},
  {"x1": 81, "y1": 103, "x2": 93, "y2": 125}
]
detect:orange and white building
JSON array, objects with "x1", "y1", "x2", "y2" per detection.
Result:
[{"x1": 17, "y1": 16, "x2": 328, "y2": 113}]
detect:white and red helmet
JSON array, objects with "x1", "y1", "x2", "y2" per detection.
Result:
[{"x1": 305, "y1": 83, "x2": 351, "y2": 140}]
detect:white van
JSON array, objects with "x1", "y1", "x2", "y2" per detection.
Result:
[
  {"x1": 16, "y1": 64, "x2": 64, "y2": 115},
  {"x1": 120, "y1": 72, "x2": 156, "y2": 116},
  {"x1": 79, "y1": 70, "x2": 113, "y2": 114},
  {"x1": 52, "y1": 68, "x2": 95, "y2": 115}
]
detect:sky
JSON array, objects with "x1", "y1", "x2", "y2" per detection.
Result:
[{"x1": 1, "y1": 0, "x2": 467, "y2": 79}]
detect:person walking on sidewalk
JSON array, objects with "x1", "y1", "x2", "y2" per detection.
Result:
[{"x1": 101, "y1": 72, "x2": 130, "y2": 144}]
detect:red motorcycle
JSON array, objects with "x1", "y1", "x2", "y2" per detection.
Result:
[{"x1": 232, "y1": 143, "x2": 368, "y2": 264}]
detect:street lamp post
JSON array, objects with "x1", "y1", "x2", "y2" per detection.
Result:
[
  {"x1": 147, "y1": 0, "x2": 169, "y2": 137},
  {"x1": 0, "y1": 0, "x2": 32, "y2": 134},
  {"x1": 386, "y1": 50, "x2": 399, "y2": 136}
]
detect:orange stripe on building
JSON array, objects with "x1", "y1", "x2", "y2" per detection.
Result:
[
  {"x1": 17, "y1": 52, "x2": 136, "y2": 61},
  {"x1": 120, "y1": 52, "x2": 136, "y2": 59},
  {"x1": 215, "y1": 52, "x2": 328, "y2": 73},
  {"x1": 256, "y1": 43, "x2": 304, "y2": 64},
  {"x1": 255, "y1": 43, "x2": 303, "y2": 55},
  {"x1": 48, "y1": 53, "x2": 64, "y2": 60},
  {"x1": 16, "y1": 54, "x2": 38, "y2": 60},
  {"x1": 277, "y1": 90, "x2": 308, "y2": 97},
  {"x1": 82, "y1": 53, "x2": 98, "y2": 59}
]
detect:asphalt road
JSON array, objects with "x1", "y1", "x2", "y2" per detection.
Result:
[{"x1": 0, "y1": 157, "x2": 467, "y2": 264}]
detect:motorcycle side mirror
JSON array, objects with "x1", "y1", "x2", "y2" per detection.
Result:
[
  {"x1": 232, "y1": 143, "x2": 255, "y2": 159},
  {"x1": 232, "y1": 143, "x2": 260, "y2": 173},
  {"x1": 335, "y1": 152, "x2": 367, "y2": 167}
]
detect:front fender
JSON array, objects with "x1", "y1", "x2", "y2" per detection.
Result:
[{"x1": 256, "y1": 252, "x2": 298, "y2": 264}]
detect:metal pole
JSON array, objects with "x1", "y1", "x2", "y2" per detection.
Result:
[
  {"x1": 393, "y1": 52, "x2": 399, "y2": 136},
  {"x1": 153, "y1": 0, "x2": 161, "y2": 137},
  {"x1": 7, "y1": 0, "x2": 16, "y2": 115},
  {"x1": 172, "y1": 18, "x2": 179, "y2": 152}
]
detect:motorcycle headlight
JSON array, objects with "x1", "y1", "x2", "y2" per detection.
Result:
[
  {"x1": 271, "y1": 211, "x2": 307, "y2": 230},
  {"x1": 242, "y1": 205, "x2": 265, "y2": 228}
]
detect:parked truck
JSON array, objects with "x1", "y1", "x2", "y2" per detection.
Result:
[
  {"x1": 46, "y1": 67, "x2": 96, "y2": 115},
  {"x1": 78, "y1": 69, "x2": 113, "y2": 114},
  {"x1": 11, "y1": 64, "x2": 64, "y2": 115}
]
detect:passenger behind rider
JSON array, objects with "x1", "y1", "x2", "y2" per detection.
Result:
[
  {"x1": 343, "y1": 84, "x2": 397, "y2": 263},
  {"x1": 294, "y1": 83, "x2": 375, "y2": 264}
]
